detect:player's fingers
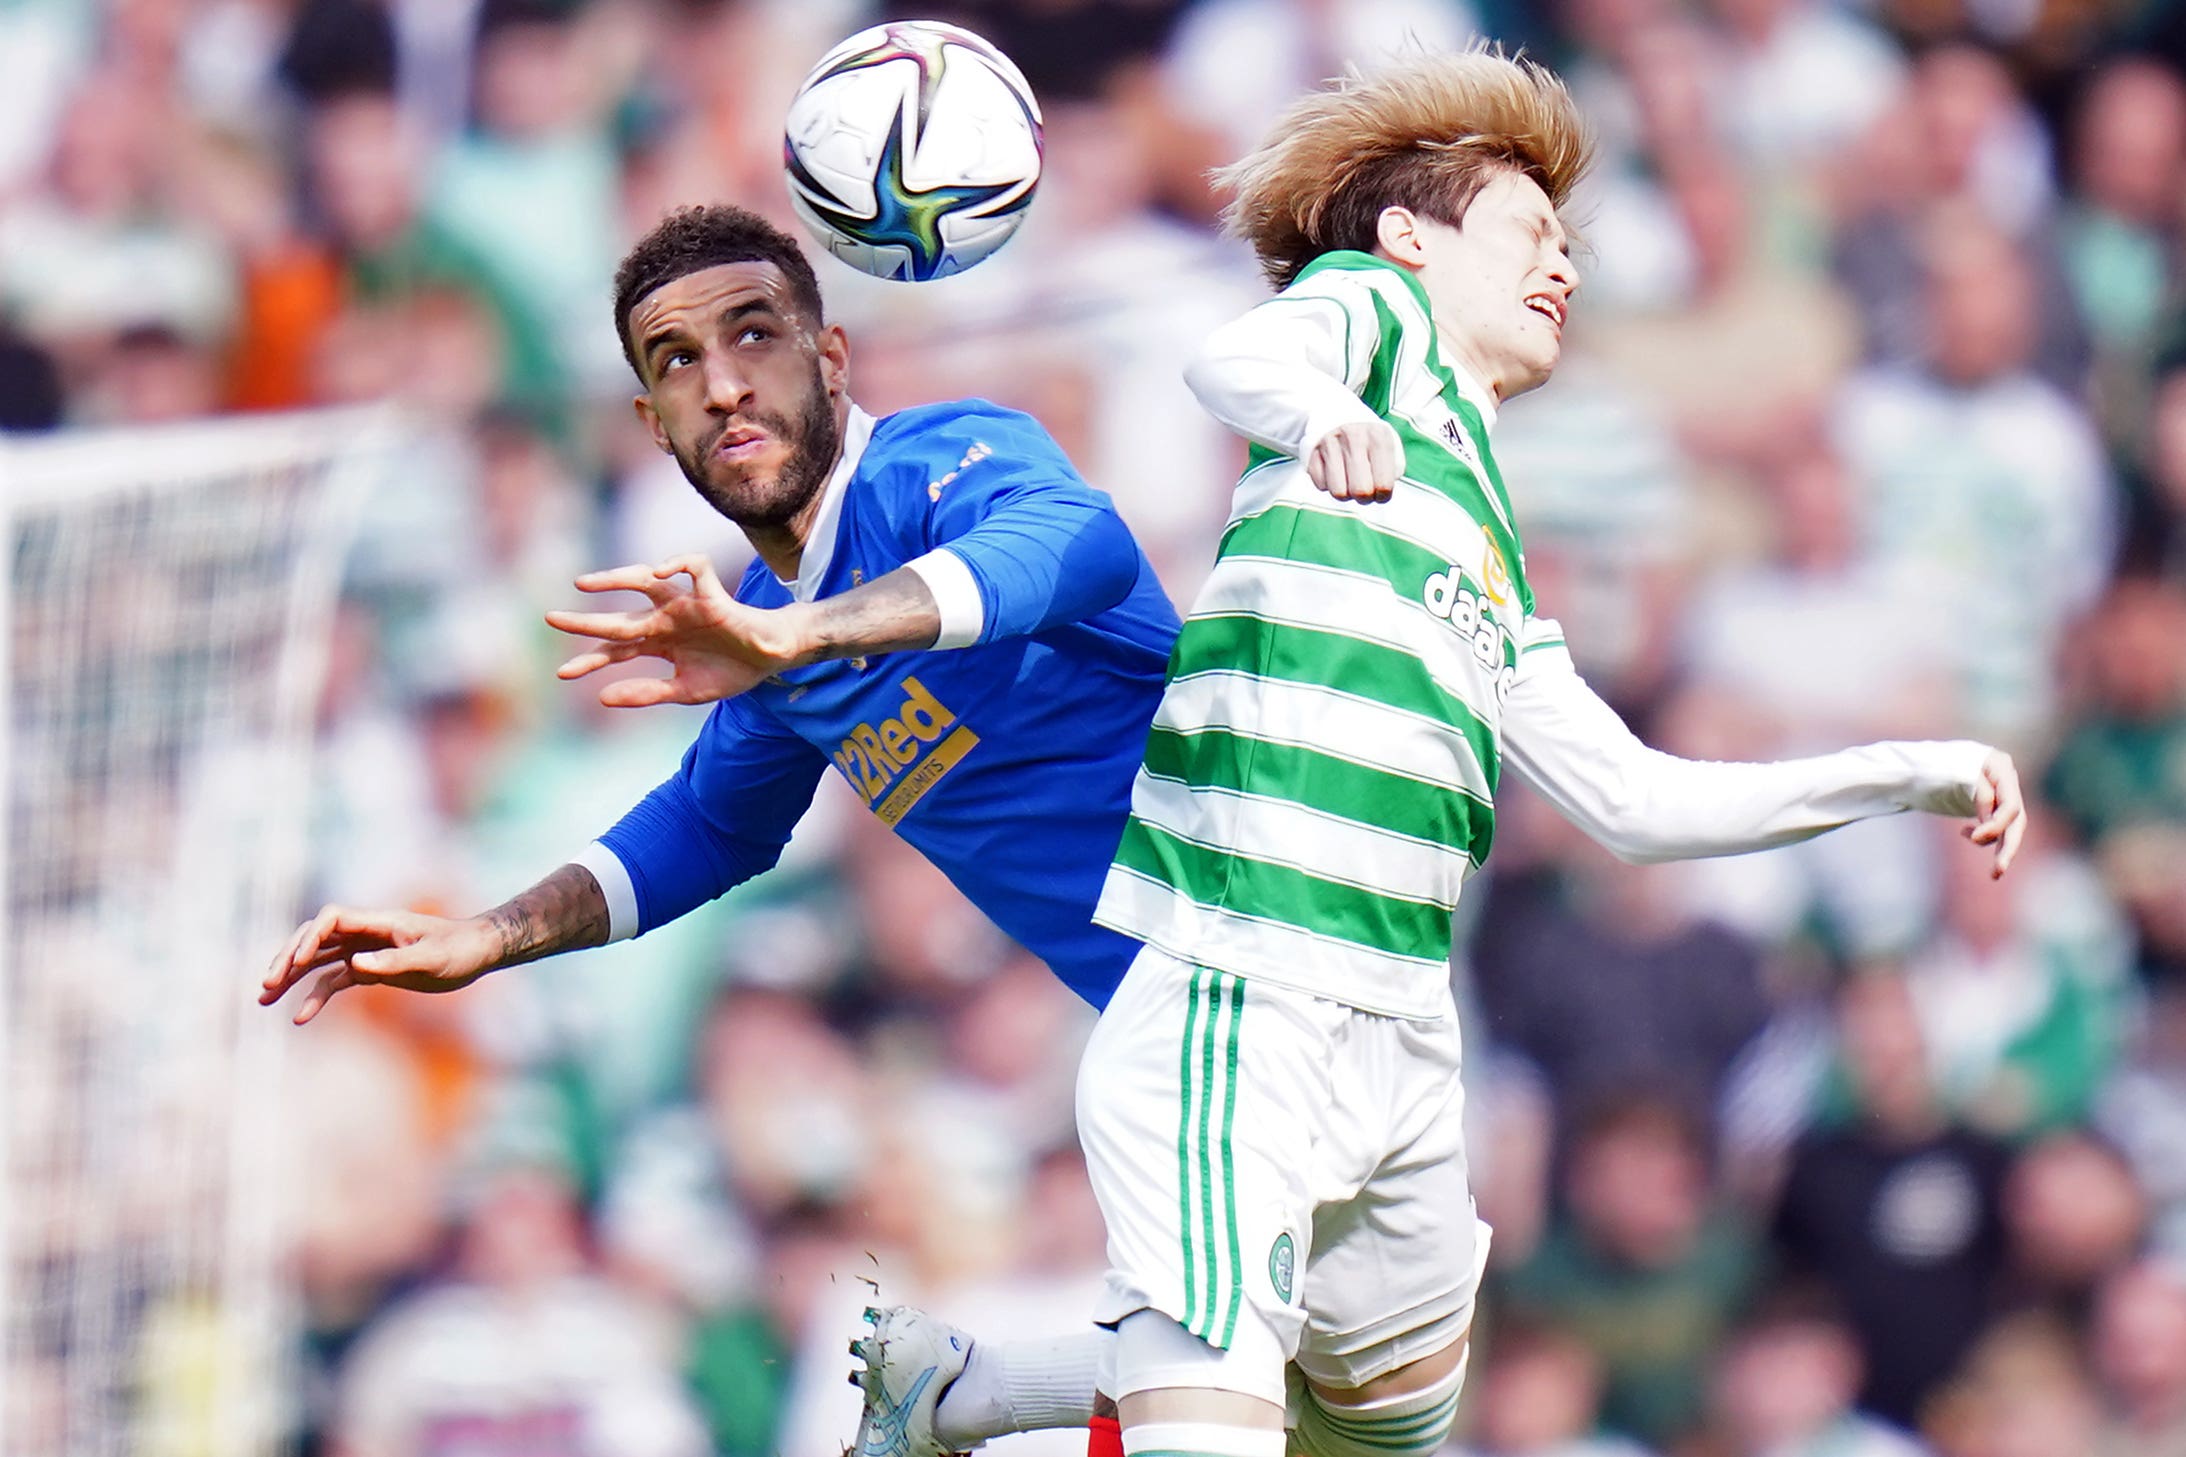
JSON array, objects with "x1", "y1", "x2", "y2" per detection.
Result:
[
  {"x1": 543, "y1": 608, "x2": 659, "y2": 642},
  {"x1": 1979, "y1": 764, "x2": 2026, "y2": 858},
  {"x1": 1305, "y1": 438, "x2": 1341, "y2": 498},
  {"x1": 350, "y1": 940, "x2": 448, "y2": 980},
  {"x1": 597, "y1": 675, "x2": 684, "y2": 709},
  {"x1": 658, "y1": 553, "x2": 726, "y2": 600},
  {"x1": 1333, "y1": 438, "x2": 1369, "y2": 500},
  {"x1": 1967, "y1": 755, "x2": 2018, "y2": 842},
  {"x1": 275, "y1": 904, "x2": 342, "y2": 980},
  {"x1": 1995, "y1": 806, "x2": 2027, "y2": 877},
  {"x1": 572, "y1": 564, "x2": 657, "y2": 594},
  {"x1": 288, "y1": 939, "x2": 364, "y2": 979},
  {"x1": 1367, "y1": 424, "x2": 1401, "y2": 499},
  {"x1": 293, "y1": 965, "x2": 358, "y2": 1026},
  {"x1": 263, "y1": 922, "x2": 312, "y2": 992},
  {"x1": 555, "y1": 641, "x2": 648, "y2": 680},
  {"x1": 654, "y1": 554, "x2": 710, "y2": 592},
  {"x1": 1329, "y1": 430, "x2": 1364, "y2": 504}
]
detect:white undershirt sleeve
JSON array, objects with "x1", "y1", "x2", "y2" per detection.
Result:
[
  {"x1": 904, "y1": 547, "x2": 985, "y2": 650},
  {"x1": 569, "y1": 842, "x2": 639, "y2": 943},
  {"x1": 1503, "y1": 639, "x2": 1991, "y2": 864},
  {"x1": 1184, "y1": 290, "x2": 1385, "y2": 461}
]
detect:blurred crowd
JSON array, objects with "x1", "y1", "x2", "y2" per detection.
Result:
[{"x1": 10, "y1": 0, "x2": 2186, "y2": 1453}]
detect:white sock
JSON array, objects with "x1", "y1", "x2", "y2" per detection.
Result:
[{"x1": 934, "y1": 1331, "x2": 1110, "y2": 1445}]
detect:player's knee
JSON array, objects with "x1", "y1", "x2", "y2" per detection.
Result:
[
  {"x1": 1112, "y1": 1311, "x2": 1286, "y2": 1456},
  {"x1": 1291, "y1": 1342, "x2": 1468, "y2": 1457}
]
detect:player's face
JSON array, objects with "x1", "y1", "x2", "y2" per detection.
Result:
[
  {"x1": 629, "y1": 262, "x2": 850, "y2": 531},
  {"x1": 1409, "y1": 172, "x2": 1577, "y2": 402}
]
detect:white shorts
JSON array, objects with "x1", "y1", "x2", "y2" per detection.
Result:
[{"x1": 1077, "y1": 944, "x2": 1489, "y2": 1403}]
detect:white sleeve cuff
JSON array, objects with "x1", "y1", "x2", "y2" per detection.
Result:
[
  {"x1": 1299, "y1": 395, "x2": 1387, "y2": 462},
  {"x1": 1899, "y1": 739, "x2": 1995, "y2": 818},
  {"x1": 569, "y1": 842, "x2": 638, "y2": 943},
  {"x1": 905, "y1": 548, "x2": 985, "y2": 650}
]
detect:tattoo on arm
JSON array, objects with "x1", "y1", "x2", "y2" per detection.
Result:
[
  {"x1": 800, "y1": 568, "x2": 941, "y2": 663},
  {"x1": 482, "y1": 863, "x2": 610, "y2": 969}
]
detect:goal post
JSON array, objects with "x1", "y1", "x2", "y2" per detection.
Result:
[{"x1": 3, "y1": 407, "x2": 401, "y2": 1456}]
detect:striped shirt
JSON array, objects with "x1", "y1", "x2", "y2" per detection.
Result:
[{"x1": 1096, "y1": 251, "x2": 1561, "y2": 1018}]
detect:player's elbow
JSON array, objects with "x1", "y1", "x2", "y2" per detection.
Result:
[
  {"x1": 1183, "y1": 334, "x2": 1251, "y2": 413},
  {"x1": 1600, "y1": 832, "x2": 1677, "y2": 866},
  {"x1": 1560, "y1": 787, "x2": 1671, "y2": 864},
  {"x1": 1065, "y1": 504, "x2": 1142, "y2": 612}
]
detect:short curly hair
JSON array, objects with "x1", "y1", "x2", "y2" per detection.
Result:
[{"x1": 612, "y1": 205, "x2": 825, "y2": 380}]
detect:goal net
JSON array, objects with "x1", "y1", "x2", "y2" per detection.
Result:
[{"x1": 4, "y1": 409, "x2": 398, "y2": 1457}]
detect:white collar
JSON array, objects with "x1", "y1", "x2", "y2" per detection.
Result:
[
  {"x1": 774, "y1": 402, "x2": 874, "y2": 602},
  {"x1": 1444, "y1": 357, "x2": 1500, "y2": 429}
]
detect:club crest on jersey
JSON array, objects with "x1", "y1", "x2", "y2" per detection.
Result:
[
  {"x1": 1269, "y1": 1232, "x2": 1296, "y2": 1303},
  {"x1": 832, "y1": 676, "x2": 979, "y2": 825},
  {"x1": 1481, "y1": 539, "x2": 1513, "y2": 607}
]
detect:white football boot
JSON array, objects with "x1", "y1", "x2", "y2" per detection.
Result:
[{"x1": 849, "y1": 1304, "x2": 977, "y2": 1457}]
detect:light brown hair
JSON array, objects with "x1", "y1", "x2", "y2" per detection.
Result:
[{"x1": 1215, "y1": 47, "x2": 1593, "y2": 289}]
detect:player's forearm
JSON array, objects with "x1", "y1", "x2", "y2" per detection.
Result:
[
  {"x1": 591, "y1": 767, "x2": 805, "y2": 939},
  {"x1": 1526, "y1": 741, "x2": 1990, "y2": 864},
  {"x1": 781, "y1": 566, "x2": 942, "y2": 664},
  {"x1": 478, "y1": 863, "x2": 612, "y2": 969},
  {"x1": 1504, "y1": 668, "x2": 1988, "y2": 863}
]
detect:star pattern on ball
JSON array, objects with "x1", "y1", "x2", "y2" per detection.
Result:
[
  {"x1": 787, "y1": 120, "x2": 1019, "y2": 281},
  {"x1": 810, "y1": 22, "x2": 959, "y2": 133}
]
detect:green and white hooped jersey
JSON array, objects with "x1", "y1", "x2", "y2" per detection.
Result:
[{"x1": 1096, "y1": 251, "x2": 1562, "y2": 1019}]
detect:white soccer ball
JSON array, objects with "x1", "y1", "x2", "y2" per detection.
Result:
[{"x1": 783, "y1": 20, "x2": 1044, "y2": 282}]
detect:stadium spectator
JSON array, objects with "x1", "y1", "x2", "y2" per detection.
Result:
[
  {"x1": 17, "y1": 1, "x2": 2186, "y2": 1452},
  {"x1": 2046, "y1": 578, "x2": 2186, "y2": 847},
  {"x1": 2090, "y1": 1259, "x2": 2186, "y2": 1455},
  {"x1": 1833, "y1": 212, "x2": 2112, "y2": 743},
  {"x1": 2057, "y1": 59, "x2": 2186, "y2": 379},
  {"x1": 0, "y1": 68, "x2": 235, "y2": 391},
  {"x1": 1472, "y1": 850, "x2": 1770, "y2": 1134},
  {"x1": 1773, "y1": 972, "x2": 2012, "y2": 1426},
  {"x1": 1898, "y1": 818, "x2": 2125, "y2": 1139},
  {"x1": 1454, "y1": 1320, "x2": 1657, "y2": 1457},
  {"x1": 1921, "y1": 1314, "x2": 2103, "y2": 1457},
  {"x1": 2000, "y1": 1132, "x2": 2149, "y2": 1320},
  {"x1": 1706, "y1": 1290, "x2": 1932, "y2": 1457},
  {"x1": 331, "y1": 1150, "x2": 710, "y2": 1457},
  {"x1": 1502, "y1": 1094, "x2": 1761, "y2": 1447},
  {"x1": 2119, "y1": 359, "x2": 2186, "y2": 576},
  {"x1": 307, "y1": 81, "x2": 564, "y2": 419},
  {"x1": 425, "y1": 0, "x2": 626, "y2": 398}
]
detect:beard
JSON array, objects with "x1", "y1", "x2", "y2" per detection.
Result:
[{"x1": 676, "y1": 363, "x2": 842, "y2": 530}]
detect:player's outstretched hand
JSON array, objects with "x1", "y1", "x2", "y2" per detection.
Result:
[
  {"x1": 260, "y1": 905, "x2": 501, "y2": 1025},
  {"x1": 1965, "y1": 749, "x2": 2027, "y2": 879},
  {"x1": 1306, "y1": 420, "x2": 1403, "y2": 502},
  {"x1": 547, "y1": 554, "x2": 806, "y2": 707}
]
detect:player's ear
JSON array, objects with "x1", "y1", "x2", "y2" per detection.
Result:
[
  {"x1": 818, "y1": 323, "x2": 850, "y2": 399},
  {"x1": 633, "y1": 393, "x2": 672, "y2": 455},
  {"x1": 1375, "y1": 206, "x2": 1426, "y2": 266}
]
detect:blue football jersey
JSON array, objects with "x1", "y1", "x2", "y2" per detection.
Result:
[{"x1": 594, "y1": 399, "x2": 1179, "y2": 1007}]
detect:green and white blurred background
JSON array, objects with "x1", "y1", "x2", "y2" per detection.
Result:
[{"x1": 7, "y1": 0, "x2": 2186, "y2": 1454}]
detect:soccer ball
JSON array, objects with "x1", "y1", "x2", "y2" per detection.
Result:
[{"x1": 783, "y1": 20, "x2": 1044, "y2": 282}]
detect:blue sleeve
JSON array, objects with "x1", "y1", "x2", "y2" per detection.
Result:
[
  {"x1": 597, "y1": 695, "x2": 827, "y2": 933},
  {"x1": 923, "y1": 415, "x2": 1147, "y2": 643}
]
